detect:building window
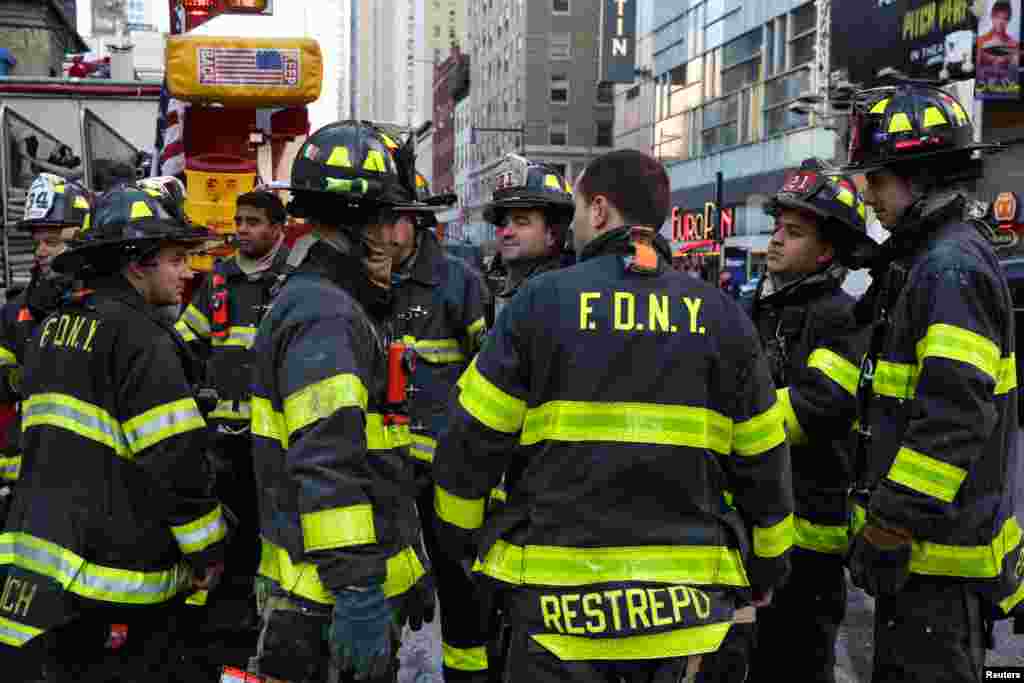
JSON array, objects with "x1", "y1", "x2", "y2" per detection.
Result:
[
  {"x1": 763, "y1": 68, "x2": 812, "y2": 137},
  {"x1": 596, "y1": 121, "x2": 613, "y2": 147},
  {"x1": 722, "y1": 29, "x2": 762, "y2": 70},
  {"x1": 434, "y1": 25, "x2": 441, "y2": 38},
  {"x1": 550, "y1": 33, "x2": 572, "y2": 60},
  {"x1": 597, "y1": 81, "x2": 614, "y2": 104},
  {"x1": 550, "y1": 120, "x2": 568, "y2": 145},
  {"x1": 790, "y1": 33, "x2": 816, "y2": 67},
  {"x1": 722, "y1": 58, "x2": 760, "y2": 95},
  {"x1": 553, "y1": 0, "x2": 569, "y2": 14},
  {"x1": 551, "y1": 75, "x2": 569, "y2": 104},
  {"x1": 626, "y1": 85, "x2": 640, "y2": 100},
  {"x1": 791, "y1": 2, "x2": 817, "y2": 36}
]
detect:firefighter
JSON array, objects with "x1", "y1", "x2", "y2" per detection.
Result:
[
  {"x1": 842, "y1": 84, "x2": 1023, "y2": 681},
  {"x1": 174, "y1": 190, "x2": 290, "y2": 652},
  {"x1": 482, "y1": 153, "x2": 575, "y2": 326},
  {"x1": 433, "y1": 149, "x2": 794, "y2": 682},
  {"x1": 249, "y1": 121, "x2": 434, "y2": 683},
  {"x1": 735, "y1": 159, "x2": 875, "y2": 683},
  {"x1": 0, "y1": 173, "x2": 89, "y2": 493},
  {"x1": 389, "y1": 171, "x2": 490, "y2": 681},
  {"x1": 0, "y1": 183, "x2": 227, "y2": 683}
]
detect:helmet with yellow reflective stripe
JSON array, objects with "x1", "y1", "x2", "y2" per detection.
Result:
[
  {"x1": 52, "y1": 183, "x2": 211, "y2": 275},
  {"x1": 287, "y1": 120, "x2": 431, "y2": 217},
  {"x1": 482, "y1": 153, "x2": 575, "y2": 226},
  {"x1": 766, "y1": 158, "x2": 875, "y2": 260},
  {"x1": 843, "y1": 84, "x2": 1000, "y2": 174},
  {"x1": 136, "y1": 175, "x2": 189, "y2": 225},
  {"x1": 16, "y1": 173, "x2": 92, "y2": 232}
]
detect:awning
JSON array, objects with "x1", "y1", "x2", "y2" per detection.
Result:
[{"x1": 672, "y1": 240, "x2": 717, "y2": 257}]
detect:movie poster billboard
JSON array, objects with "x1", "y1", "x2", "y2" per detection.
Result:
[
  {"x1": 976, "y1": 0, "x2": 1021, "y2": 99},
  {"x1": 832, "y1": 1, "x2": 977, "y2": 88}
]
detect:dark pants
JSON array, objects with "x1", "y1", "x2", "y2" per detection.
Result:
[
  {"x1": 872, "y1": 575, "x2": 985, "y2": 683},
  {"x1": 2, "y1": 599, "x2": 187, "y2": 683},
  {"x1": 255, "y1": 595, "x2": 398, "y2": 683},
  {"x1": 417, "y1": 481, "x2": 493, "y2": 683},
  {"x1": 499, "y1": 622, "x2": 691, "y2": 683},
  {"x1": 748, "y1": 549, "x2": 847, "y2": 683}
]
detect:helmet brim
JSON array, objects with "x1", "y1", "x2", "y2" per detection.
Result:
[
  {"x1": 483, "y1": 195, "x2": 575, "y2": 225},
  {"x1": 841, "y1": 143, "x2": 1004, "y2": 175},
  {"x1": 15, "y1": 219, "x2": 81, "y2": 232},
  {"x1": 52, "y1": 226, "x2": 212, "y2": 275},
  {"x1": 765, "y1": 196, "x2": 877, "y2": 250}
]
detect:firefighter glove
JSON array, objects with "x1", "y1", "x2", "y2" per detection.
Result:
[
  {"x1": 848, "y1": 515, "x2": 913, "y2": 597},
  {"x1": 391, "y1": 572, "x2": 435, "y2": 632},
  {"x1": 330, "y1": 585, "x2": 395, "y2": 680}
]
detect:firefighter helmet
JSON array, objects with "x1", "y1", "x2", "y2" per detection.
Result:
[
  {"x1": 287, "y1": 120, "x2": 431, "y2": 215},
  {"x1": 483, "y1": 154, "x2": 575, "y2": 226},
  {"x1": 136, "y1": 175, "x2": 190, "y2": 225},
  {"x1": 765, "y1": 158, "x2": 875, "y2": 256},
  {"x1": 17, "y1": 173, "x2": 91, "y2": 232},
  {"x1": 843, "y1": 84, "x2": 1000, "y2": 174},
  {"x1": 53, "y1": 183, "x2": 210, "y2": 275}
]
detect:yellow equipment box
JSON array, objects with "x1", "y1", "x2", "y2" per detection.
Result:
[{"x1": 166, "y1": 35, "x2": 323, "y2": 107}]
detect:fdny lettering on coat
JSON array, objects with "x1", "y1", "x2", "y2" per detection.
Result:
[
  {"x1": 39, "y1": 315, "x2": 100, "y2": 352},
  {"x1": 0, "y1": 576, "x2": 38, "y2": 618},
  {"x1": 539, "y1": 585, "x2": 713, "y2": 636},
  {"x1": 579, "y1": 293, "x2": 705, "y2": 335}
]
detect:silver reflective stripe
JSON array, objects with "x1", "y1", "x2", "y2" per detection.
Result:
[
  {"x1": 410, "y1": 440, "x2": 435, "y2": 462},
  {"x1": 123, "y1": 402, "x2": 203, "y2": 454},
  {"x1": 182, "y1": 306, "x2": 210, "y2": 336},
  {"x1": 23, "y1": 399, "x2": 128, "y2": 455},
  {"x1": 173, "y1": 514, "x2": 227, "y2": 554},
  {"x1": 0, "y1": 456, "x2": 20, "y2": 480},
  {"x1": 0, "y1": 616, "x2": 39, "y2": 646}
]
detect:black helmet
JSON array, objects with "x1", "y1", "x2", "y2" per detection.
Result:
[
  {"x1": 53, "y1": 183, "x2": 210, "y2": 275},
  {"x1": 17, "y1": 173, "x2": 91, "y2": 232},
  {"x1": 287, "y1": 120, "x2": 432, "y2": 215},
  {"x1": 765, "y1": 158, "x2": 876, "y2": 258},
  {"x1": 843, "y1": 84, "x2": 1000, "y2": 174},
  {"x1": 482, "y1": 154, "x2": 575, "y2": 226}
]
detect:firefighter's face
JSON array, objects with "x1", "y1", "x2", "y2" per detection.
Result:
[
  {"x1": 390, "y1": 212, "x2": 419, "y2": 264},
  {"x1": 131, "y1": 244, "x2": 194, "y2": 307},
  {"x1": 497, "y1": 208, "x2": 555, "y2": 264},
  {"x1": 863, "y1": 169, "x2": 915, "y2": 228},
  {"x1": 31, "y1": 227, "x2": 74, "y2": 275},
  {"x1": 767, "y1": 209, "x2": 833, "y2": 276},
  {"x1": 234, "y1": 204, "x2": 282, "y2": 259},
  {"x1": 993, "y1": 9, "x2": 1011, "y2": 33}
]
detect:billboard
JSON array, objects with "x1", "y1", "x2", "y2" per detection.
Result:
[
  {"x1": 599, "y1": 0, "x2": 637, "y2": 83},
  {"x1": 832, "y1": 0, "x2": 977, "y2": 87},
  {"x1": 976, "y1": 0, "x2": 1021, "y2": 99}
]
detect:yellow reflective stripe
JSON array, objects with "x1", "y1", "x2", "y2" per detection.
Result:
[
  {"x1": 23, "y1": 393, "x2": 129, "y2": 458},
  {"x1": 489, "y1": 486, "x2": 508, "y2": 504},
  {"x1": 458, "y1": 359, "x2": 526, "y2": 433},
  {"x1": 258, "y1": 538, "x2": 425, "y2": 603},
  {"x1": 186, "y1": 589, "x2": 208, "y2": 606},
  {"x1": 123, "y1": 398, "x2": 205, "y2": 455},
  {"x1": 180, "y1": 304, "x2": 211, "y2": 338},
  {"x1": 807, "y1": 348, "x2": 860, "y2": 397},
  {"x1": 283, "y1": 373, "x2": 368, "y2": 438},
  {"x1": 211, "y1": 325, "x2": 258, "y2": 348},
  {"x1": 733, "y1": 401, "x2": 785, "y2": 457},
  {"x1": 209, "y1": 399, "x2": 251, "y2": 421},
  {"x1": 0, "y1": 346, "x2": 17, "y2": 367},
  {"x1": 520, "y1": 401, "x2": 733, "y2": 454},
  {"x1": 0, "y1": 532, "x2": 188, "y2": 605},
  {"x1": 0, "y1": 454, "x2": 20, "y2": 481},
  {"x1": 794, "y1": 516, "x2": 849, "y2": 555},
  {"x1": 873, "y1": 360, "x2": 917, "y2": 399},
  {"x1": 999, "y1": 577, "x2": 1024, "y2": 614},
  {"x1": 909, "y1": 515, "x2": 1022, "y2": 578},
  {"x1": 442, "y1": 643, "x2": 489, "y2": 672},
  {"x1": 776, "y1": 388, "x2": 807, "y2": 446},
  {"x1": 410, "y1": 433, "x2": 436, "y2": 463},
  {"x1": 412, "y1": 338, "x2": 466, "y2": 363},
  {"x1": 466, "y1": 317, "x2": 486, "y2": 347},
  {"x1": 251, "y1": 396, "x2": 287, "y2": 448},
  {"x1": 916, "y1": 323, "x2": 1001, "y2": 382},
  {"x1": 435, "y1": 485, "x2": 486, "y2": 530},
  {"x1": 175, "y1": 320, "x2": 198, "y2": 343},
  {"x1": 474, "y1": 540, "x2": 750, "y2": 587},
  {"x1": 996, "y1": 354, "x2": 1018, "y2": 395},
  {"x1": 170, "y1": 505, "x2": 228, "y2": 555},
  {"x1": 366, "y1": 413, "x2": 411, "y2": 450},
  {"x1": 531, "y1": 622, "x2": 731, "y2": 661},
  {"x1": 0, "y1": 614, "x2": 43, "y2": 647},
  {"x1": 754, "y1": 514, "x2": 794, "y2": 558},
  {"x1": 887, "y1": 446, "x2": 968, "y2": 504},
  {"x1": 301, "y1": 504, "x2": 376, "y2": 551}
]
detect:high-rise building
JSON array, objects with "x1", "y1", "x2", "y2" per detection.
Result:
[
  {"x1": 426, "y1": 0, "x2": 464, "y2": 64},
  {"x1": 456, "y1": 0, "x2": 614, "y2": 244}
]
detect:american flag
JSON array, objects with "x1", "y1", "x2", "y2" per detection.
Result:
[
  {"x1": 199, "y1": 48, "x2": 300, "y2": 87},
  {"x1": 153, "y1": 79, "x2": 187, "y2": 177}
]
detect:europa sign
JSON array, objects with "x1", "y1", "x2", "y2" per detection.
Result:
[
  {"x1": 670, "y1": 203, "x2": 735, "y2": 243},
  {"x1": 599, "y1": 0, "x2": 637, "y2": 83}
]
